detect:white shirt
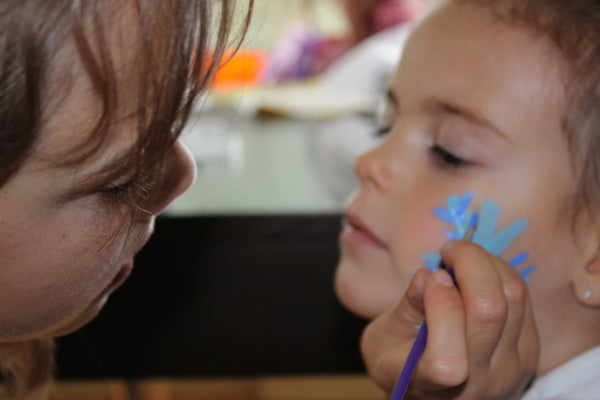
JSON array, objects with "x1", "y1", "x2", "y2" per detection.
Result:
[{"x1": 522, "y1": 346, "x2": 600, "y2": 400}]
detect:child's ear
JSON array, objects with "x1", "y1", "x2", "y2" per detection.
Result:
[
  {"x1": 571, "y1": 225, "x2": 600, "y2": 307},
  {"x1": 571, "y1": 256, "x2": 600, "y2": 307}
]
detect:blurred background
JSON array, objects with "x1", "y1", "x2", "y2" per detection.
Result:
[
  {"x1": 170, "y1": 0, "x2": 422, "y2": 216},
  {"x1": 53, "y1": 1, "x2": 426, "y2": 399}
]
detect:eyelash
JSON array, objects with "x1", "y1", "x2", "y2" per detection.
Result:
[
  {"x1": 100, "y1": 177, "x2": 151, "y2": 209},
  {"x1": 101, "y1": 181, "x2": 135, "y2": 205},
  {"x1": 374, "y1": 124, "x2": 469, "y2": 169},
  {"x1": 374, "y1": 126, "x2": 392, "y2": 137},
  {"x1": 430, "y1": 144, "x2": 468, "y2": 168}
]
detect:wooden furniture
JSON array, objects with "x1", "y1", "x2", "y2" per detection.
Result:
[{"x1": 50, "y1": 375, "x2": 383, "y2": 400}]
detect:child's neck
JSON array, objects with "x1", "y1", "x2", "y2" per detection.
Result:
[{"x1": 535, "y1": 301, "x2": 600, "y2": 376}]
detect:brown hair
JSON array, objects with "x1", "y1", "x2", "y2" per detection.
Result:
[
  {"x1": 0, "y1": 0, "x2": 252, "y2": 398},
  {"x1": 0, "y1": 339, "x2": 53, "y2": 399},
  {"x1": 461, "y1": 0, "x2": 600, "y2": 216}
]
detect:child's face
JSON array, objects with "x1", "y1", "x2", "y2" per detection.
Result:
[
  {"x1": 336, "y1": 0, "x2": 589, "y2": 319},
  {"x1": 0, "y1": 39, "x2": 196, "y2": 339}
]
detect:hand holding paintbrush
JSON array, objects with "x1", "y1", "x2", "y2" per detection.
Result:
[{"x1": 361, "y1": 192, "x2": 539, "y2": 400}]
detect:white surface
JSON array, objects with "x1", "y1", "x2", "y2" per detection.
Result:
[
  {"x1": 166, "y1": 25, "x2": 409, "y2": 215},
  {"x1": 167, "y1": 110, "x2": 379, "y2": 215},
  {"x1": 256, "y1": 24, "x2": 411, "y2": 119}
]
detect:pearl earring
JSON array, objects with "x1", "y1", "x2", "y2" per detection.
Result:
[{"x1": 584, "y1": 289, "x2": 593, "y2": 300}]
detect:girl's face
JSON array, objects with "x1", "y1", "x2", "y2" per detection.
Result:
[
  {"x1": 336, "y1": 0, "x2": 591, "y2": 319},
  {"x1": 0, "y1": 44, "x2": 196, "y2": 340}
]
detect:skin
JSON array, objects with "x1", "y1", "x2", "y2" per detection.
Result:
[
  {"x1": 0, "y1": 13, "x2": 196, "y2": 341},
  {"x1": 336, "y1": 0, "x2": 600, "y2": 397}
]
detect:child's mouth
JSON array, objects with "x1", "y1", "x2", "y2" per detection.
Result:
[{"x1": 341, "y1": 213, "x2": 388, "y2": 250}]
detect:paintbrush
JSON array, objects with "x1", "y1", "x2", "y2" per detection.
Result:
[{"x1": 389, "y1": 224, "x2": 474, "y2": 400}]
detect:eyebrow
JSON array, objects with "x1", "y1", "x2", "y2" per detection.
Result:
[
  {"x1": 427, "y1": 98, "x2": 509, "y2": 141},
  {"x1": 386, "y1": 89, "x2": 509, "y2": 141}
]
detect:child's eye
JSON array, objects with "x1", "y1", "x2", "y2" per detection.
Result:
[
  {"x1": 101, "y1": 181, "x2": 135, "y2": 205},
  {"x1": 374, "y1": 126, "x2": 392, "y2": 137},
  {"x1": 431, "y1": 144, "x2": 468, "y2": 168},
  {"x1": 100, "y1": 177, "x2": 151, "y2": 210}
]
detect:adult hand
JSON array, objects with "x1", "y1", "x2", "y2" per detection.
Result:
[{"x1": 361, "y1": 241, "x2": 540, "y2": 399}]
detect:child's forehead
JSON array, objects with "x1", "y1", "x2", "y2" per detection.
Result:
[
  {"x1": 42, "y1": 51, "x2": 139, "y2": 147},
  {"x1": 34, "y1": 0, "x2": 188, "y2": 173},
  {"x1": 34, "y1": 84, "x2": 139, "y2": 173},
  {"x1": 414, "y1": 1, "x2": 519, "y2": 42},
  {"x1": 37, "y1": 5, "x2": 158, "y2": 162},
  {"x1": 398, "y1": 0, "x2": 567, "y2": 109},
  {"x1": 389, "y1": 0, "x2": 568, "y2": 156}
]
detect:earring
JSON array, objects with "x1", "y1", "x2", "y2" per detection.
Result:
[{"x1": 584, "y1": 289, "x2": 593, "y2": 300}]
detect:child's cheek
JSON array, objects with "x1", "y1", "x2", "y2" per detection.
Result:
[{"x1": 389, "y1": 199, "x2": 449, "y2": 274}]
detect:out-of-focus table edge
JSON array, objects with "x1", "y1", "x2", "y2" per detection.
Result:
[{"x1": 50, "y1": 374, "x2": 384, "y2": 400}]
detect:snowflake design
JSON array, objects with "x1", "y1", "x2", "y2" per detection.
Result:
[{"x1": 422, "y1": 191, "x2": 537, "y2": 281}]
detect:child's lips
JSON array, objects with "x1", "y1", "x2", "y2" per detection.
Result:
[{"x1": 341, "y1": 213, "x2": 388, "y2": 250}]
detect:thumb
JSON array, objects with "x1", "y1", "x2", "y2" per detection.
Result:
[{"x1": 360, "y1": 268, "x2": 430, "y2": 392}]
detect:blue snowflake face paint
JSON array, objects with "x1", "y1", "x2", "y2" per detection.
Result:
[{"x1": 423, "y1": 191, "x2": 537, "y2": 281}]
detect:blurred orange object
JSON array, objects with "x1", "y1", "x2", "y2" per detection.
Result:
[{"x1": 213, "y1": 49, "x2": 267, "y2": 90}]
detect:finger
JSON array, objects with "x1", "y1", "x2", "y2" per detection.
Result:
[
  {"x1": 517, "y1": 294, "x2": 539, "y2": 362},
  {"x1": 489, "y1": 257, "x2": 539, "y2": 373},
  {"x1": 469, "y1": 254, "x2": 540, "y2": 398},
  {"x1": 417, "y1": 269, "x2": 469, "y2": 388},
  {"x1": 360, "y1": 268, "x2": 431, "y2": 392},
  {"x1": 488, "y1": 256, "x2": 528, "y2": 352},
  {"x1": 441, "y1": 241, "x2": 508, "y2": 366},
  {"x1": 392, "y1": 268, "x2": 430, "y2": 328}
]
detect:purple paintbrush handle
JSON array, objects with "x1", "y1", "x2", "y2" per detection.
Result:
[
  {"x1": 390, "y1": 268, "x2": 456, "y2": 399},
  {"x1": 389, "y1": 320, "x2": 428, "y2": 400}
]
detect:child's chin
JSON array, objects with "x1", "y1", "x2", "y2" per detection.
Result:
[{"x1": 334, "y1": 263, "x2": 389, "y2": 319}]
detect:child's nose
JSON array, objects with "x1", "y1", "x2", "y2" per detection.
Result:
[
  {"x1": 354, "y1": 143, "x2": 395, "y2": 192},
  {"x1": 148, "y1": 140, "x2": 196, "y2": 215}
]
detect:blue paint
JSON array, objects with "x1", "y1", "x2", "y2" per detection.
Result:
[
  {"x1": 434, "y1": 191, "x2": 475, "y2": 240},
  {"x1": 519, "y1": 265, "x2": 538, "y2": 282},
  {"x1": 423, "y1": 191, "x2": 537, "y2": 280},
  {"x1": 509, "y1": 252, "x2": 529, "y2": 267},
  {"x1": 423, "y1": 252, "x2": 442, "y2": 272},
  {"x1": 471, "y1": 200, "x2": 528, "y2": 256}
]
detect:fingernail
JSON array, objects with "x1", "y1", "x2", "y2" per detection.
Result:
[{"x1": 433, "y1": 269, "x2": 454, "y2": 287}]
